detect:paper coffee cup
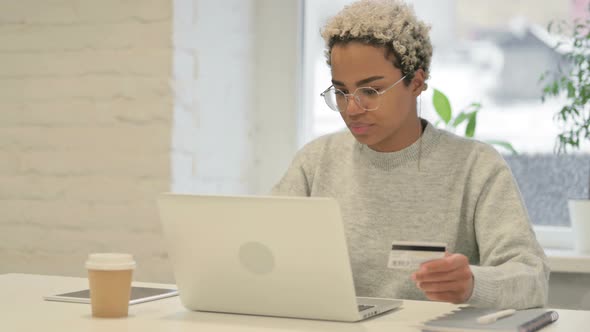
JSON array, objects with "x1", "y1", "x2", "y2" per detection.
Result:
[{"x1": 86, "y1": 253, "x2": 136, "y2": 318}]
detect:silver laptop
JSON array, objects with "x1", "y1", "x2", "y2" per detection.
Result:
[{"x1": 157, "y1": 193, "x2": 402, "y2": 322}]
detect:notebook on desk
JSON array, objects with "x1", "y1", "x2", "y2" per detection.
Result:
[
  {"x1": 156, "y1": 193, "x2": 402, "y2": 322},
  {"x1": 421, "y1": 306, "x2": 559, "y2": 332}
]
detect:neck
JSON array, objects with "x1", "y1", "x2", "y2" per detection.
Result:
[{"x1": 368, "y1": 116, "x2": 423, "y2": 152}]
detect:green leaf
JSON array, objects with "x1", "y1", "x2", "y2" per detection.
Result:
[
  {"x1": 463, "y1": 102, "x2": 482, "y2": 114},
  {"x1": 485, "y1": 140, "x2": 518, "y2": 155},
  {"x1": 552, "y1": 81, "x2": 559, "y2": 95},
  {"x1": 432, "y1": 89, "x2": 452, "y2": 124},
  {"x1": 465, "y1": 112, "x2": 477, "y2": 138},
  {"x1": 572, "y1": 106, "x2": 580, "y2": 116},
  {"x1": 567, "y1": 81, "x2": 576, "y2": 98},
  {"x1": 451, "y1": 111, "x2": 470, "y2": 127}
]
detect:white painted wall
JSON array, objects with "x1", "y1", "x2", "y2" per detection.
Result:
[
  {"x1": 171, "y1": 0, "x2": 300, "y2": 195},
  {"x1": 251, "y1": 0, "x2": 301, "y2": 194},
  {"x1": 172, "y1": 0, "x2": 257, "y2": 194}
]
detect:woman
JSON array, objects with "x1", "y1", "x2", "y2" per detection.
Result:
[{"x1": 272, "y1": 0, "x2": 548, "y2": 309}]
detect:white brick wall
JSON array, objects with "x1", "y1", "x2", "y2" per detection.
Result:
[
  {"x1": 0, "y1": 0, "x2": 300, "y2": 284},
  {"x1": 0, "y1": 0, "x2": 174, "y2": 282}
]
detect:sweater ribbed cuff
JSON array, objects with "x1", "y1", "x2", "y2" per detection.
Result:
[{"x1": 466, "y1": 265, "x2": 499, "y2": 308}]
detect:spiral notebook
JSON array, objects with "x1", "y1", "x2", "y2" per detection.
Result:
[{"x1": 421, "y1": 307, "x2": 559, "y2": 332}]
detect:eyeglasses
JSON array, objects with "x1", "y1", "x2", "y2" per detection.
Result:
[{"x1": 320, "y1": 75, "x2": 407, "y2": 113}]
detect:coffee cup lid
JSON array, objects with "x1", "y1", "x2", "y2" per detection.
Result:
[{"x1": 85, "y1": 253, "x2": 136, "y2": 271}]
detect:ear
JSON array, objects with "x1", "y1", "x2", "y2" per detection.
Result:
[{"x1": 411, "y1": 69, "x2": 427, "y2": 97}]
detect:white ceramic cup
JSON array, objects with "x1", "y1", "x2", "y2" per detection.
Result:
[{"x1": 85, "y1": 253, "x2": 136, "y2": 318}]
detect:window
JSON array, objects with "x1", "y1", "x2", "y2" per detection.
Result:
[{"x1": 301, "y1": 0, "x2": 590, "y2": 246}]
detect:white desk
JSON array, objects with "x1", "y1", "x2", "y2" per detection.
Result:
[{"x1": 2, "y1": 273, "x2": 589, "y2": 331}]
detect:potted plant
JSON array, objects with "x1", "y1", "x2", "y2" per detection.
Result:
[
  {"x1": 540, "y1": 8, "x2": 590, "y2": 253},
  {"x1": 431, "y1": 88, "x2": 518, "y2": 155}
]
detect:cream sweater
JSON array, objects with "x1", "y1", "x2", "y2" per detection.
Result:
[{"x1": 272, "y1": 121, "x2": 549, "y2": 309}]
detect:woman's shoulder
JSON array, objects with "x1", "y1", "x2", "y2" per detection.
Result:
[
  {"x1": 298, "y1": 129, "x2": 355, "y2": 156},
  {"x1": 435, "y1": 127, "x2": 507, "y2": 164},
  {"x1": 286, "y1": 130, "x2": 355, "y2": 174}
]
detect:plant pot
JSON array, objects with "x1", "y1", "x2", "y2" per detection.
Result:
[{"x1": 568, "y1": 199, "x2": 590, "y2": 253}]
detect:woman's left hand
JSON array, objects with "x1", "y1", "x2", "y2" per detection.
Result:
[{"x1": 411, "y1": 253, "x2": 474, "y2": 304}]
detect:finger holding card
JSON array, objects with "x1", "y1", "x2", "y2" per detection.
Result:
[{"x1": 411, "y1": 252, "x2": 474, "y2": 304}]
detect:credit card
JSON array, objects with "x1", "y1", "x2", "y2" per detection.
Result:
[{"x1": 387, "y1": 241, "x2": 447, "y2": 270}]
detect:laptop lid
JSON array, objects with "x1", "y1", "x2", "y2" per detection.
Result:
[{"x1": 157, "y1": 193, "x2": 401, "y2": 322}]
